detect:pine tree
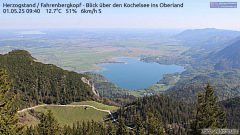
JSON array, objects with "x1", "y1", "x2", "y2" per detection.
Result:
[
  {"x1": 91, "y1": 120, "x2": 99, "y2": 134},
  {"x1": 82, "y1": 120, "x2": 87, "y2": 135},
  {"x1": 0, "y1": 69, "x2": 24, "y2": 134},
  {"x1": 72, "y1": 122, "x2": 76, "y2": 135},
  {"x1": 63, "y1": 125, "x2": 72, "y2": 135},
  {"x1": 26, "y1": 125, "x2": 39, "y2": 135},
  {"x1": 38, "y1": 109, "x2": 60, "y2": 135},
  {"x1": 134, "y1": 114, "x2": 143, "y2": 135},
  {"x1": 76, "y1": 121, "x2": 82, "y2": 135},
  {"x1": 107, "y1": 121, "x2": 116, "y2": 135},
  {"x1": 116, "y1": 117, "x2": 128, "y2": 135},
  {"x1": 190, "y1": 83, "x2": 226, "y2": 135},
  {"x1": 145, "y1": 111, "x2": 164, "y2": 135},
  {"x1": 87, "y1": 120, "x2": 93, "y2": 134}
]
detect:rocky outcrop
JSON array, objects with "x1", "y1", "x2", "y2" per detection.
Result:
[{"x1": 81, "y1": 77, "x2": 100, "y2": 97}]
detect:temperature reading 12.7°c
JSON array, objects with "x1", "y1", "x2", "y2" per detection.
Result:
[
  {"x1": 46, "y1": 9, "x2": 62, "y2": 14},
  {"x1": 66, "y1": 9, "x2": 78, "y2": 13}
]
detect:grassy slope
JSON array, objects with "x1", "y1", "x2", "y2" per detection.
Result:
[
  {"x1": 18, "y1": 101, "x2": 119, "y2": 127},
  {"x1": 18, "y1": 111, "x2": 40, "y2": 126},
  {"x1": 69, "y1": 101, "x2": 119, "y2": 112},
  {"x1": 34, "y1": 106, "x2": 109, "y2": 126}
]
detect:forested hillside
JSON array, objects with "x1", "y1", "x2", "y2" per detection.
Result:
[
  {"x1": 115, "y1": 94, "x2": 195, "y2": 134},
  {"x1": 213, "y1": 40, "x2": 240, "y2": 70},
  {"x1": 0, "y1": 50, "x2": 96, "y2": 109},
  {"x1": 84, "y1": 72, "x2": 131, "y2": 98},
  {"x1": 115, "y1": 94, "x2": 240, "y2": 134},
  {"x1": 165, "y1": 85, "x2": 240, "y2": 130},
  {"x1": 165, "y1": 82, "x2": 236, "y2": 103},
  {"x1": 219, "y1": 96, "x2": 240, "y2": 129},
  {"x1": 164, "y1": 85, "x2": 203, "y2": 103}
]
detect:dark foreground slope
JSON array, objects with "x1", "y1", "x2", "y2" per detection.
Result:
[
  {"x1": 219, "y1": 96, "x2": 240, "y2": 129},
  {"x1": 0, "y1": 50, "x2": 95, "y2": 109},
  {"x1": 115, "y1": 94, "x2": 195, "y2": 134},
  {"x1": 116, "y1": 94, "x2": 240, "y2": 134},
  {"x1": 165, "y1": 85, "x2": 240, "y2": 129}
]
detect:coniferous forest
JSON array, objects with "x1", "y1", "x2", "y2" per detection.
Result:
[{"x1": 0, "y1": 50, "x2": 95, "y2": 109}]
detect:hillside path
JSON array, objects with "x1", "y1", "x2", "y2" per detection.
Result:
[{"x1": 18, "y1": 104, "x2": 132, "y2": 129}]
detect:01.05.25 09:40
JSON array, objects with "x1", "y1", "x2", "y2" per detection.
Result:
[{"x1": 2, "y1": 9, "x2": 40, "y2": 13}]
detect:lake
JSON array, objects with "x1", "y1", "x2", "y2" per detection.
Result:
[{"x1": 91, "y1": 57, "x2": 185, "y2": 90}]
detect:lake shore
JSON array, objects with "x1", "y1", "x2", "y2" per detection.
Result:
[{"x1": 83, "y1": 57, "x2": 185, "y2": 90}]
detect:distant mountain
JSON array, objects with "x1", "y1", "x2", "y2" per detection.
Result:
[
  {"x1": 173, "y1": 28, "x2": 240, "y2": 50},
  {"x1": 214, "y1": 39, "x2": 240, "y2": 60},
  {"x1": 174, "y1": 28, "x2": 240, "y2": 42},
  {"x1": 211, "y1": 39, "x2": 240, "y2": 70},
  {"x1": 0, "y1": 50, "x2": 98, "y2": 109},
  {"x1": 222, "y1": 35, "x2": 240, "y2": 46}
]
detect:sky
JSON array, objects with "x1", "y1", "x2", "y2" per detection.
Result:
[{"x1": 0, "y1": 0, "x2": 240, "y2": 30}]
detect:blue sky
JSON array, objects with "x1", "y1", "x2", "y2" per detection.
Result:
[{"x1": 0, "y1": 0, "x2": 239, "y2": 30}]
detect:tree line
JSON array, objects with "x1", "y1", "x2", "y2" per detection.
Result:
[{"x1": 25, "y1": 109, "x2": 164, "y2": 135}]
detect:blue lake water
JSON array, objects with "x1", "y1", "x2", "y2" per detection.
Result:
[{"x1": 91, "y1": 57, "x2": 185, "y2": 90}]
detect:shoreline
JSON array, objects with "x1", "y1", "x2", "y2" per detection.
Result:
[{"x1": 78, "y1": 57, "x2": 139, "y2": 73}]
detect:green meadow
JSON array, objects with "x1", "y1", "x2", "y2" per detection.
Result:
[{"x1": 18, "y1": 101, "x2": 119, "y2": 127}]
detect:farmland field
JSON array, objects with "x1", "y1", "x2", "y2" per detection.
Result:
[{"x1": 0, "y1": 29, "x2": 186, "y2": 72}]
